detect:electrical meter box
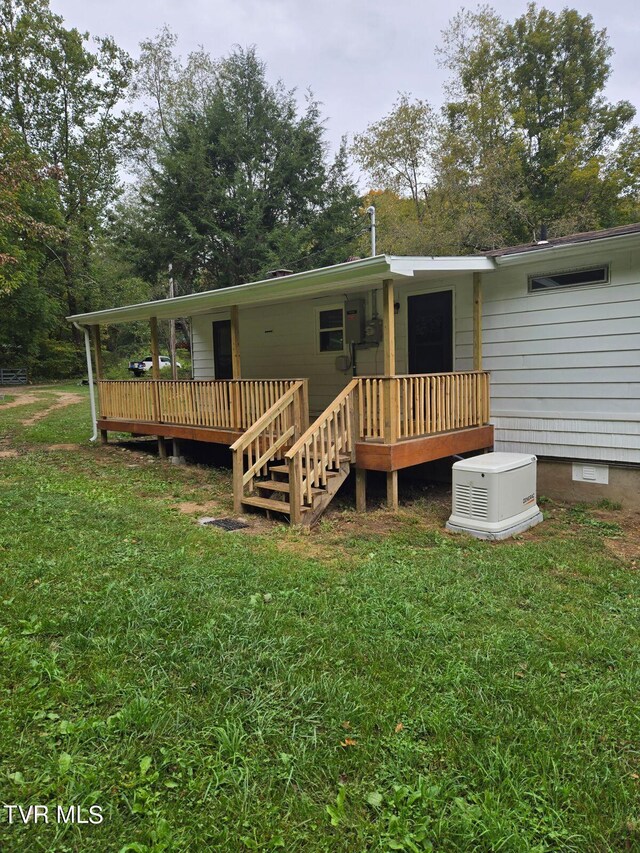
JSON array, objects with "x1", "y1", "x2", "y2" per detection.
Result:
[
  {"x1": 345, "y1": 299, "x2": 365, "y2": 345},
  {"x1": 446, "y1": 452, "x2": 543, "y2": 540},
  {"x1": 364, "y1": 316, "x2": 383, "y2": 344}
]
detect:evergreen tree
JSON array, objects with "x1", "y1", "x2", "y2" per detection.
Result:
[{"x1": 128, "y1": 45, "x2": 361, "y2": 291}]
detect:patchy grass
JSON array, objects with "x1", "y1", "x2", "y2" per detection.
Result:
[{"x1": 0, "y1": 391, "x2": 639, "y2": 851}]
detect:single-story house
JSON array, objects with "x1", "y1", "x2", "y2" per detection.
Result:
[{"x1": 68, "y1": 222, "x2": 640, "y2": 521}]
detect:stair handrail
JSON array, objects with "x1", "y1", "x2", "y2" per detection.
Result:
[
  {"x1": 285, "y1": 378, "x2": 359, "y2": 524},
  {"x1": 231, "y1": 380, "x2": 308, "y2": 513}
]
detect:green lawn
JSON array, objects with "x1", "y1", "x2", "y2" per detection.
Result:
[{"x1": 0, "y1": 387, "x2": 639, "y2": 851}]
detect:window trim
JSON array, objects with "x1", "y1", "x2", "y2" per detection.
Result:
[
  {"x1": 316, "y1": 304, "x2": 345, "y2": 355},
  {"x1": 527, "y1": 263, "x2": 610, "y2": 293}
]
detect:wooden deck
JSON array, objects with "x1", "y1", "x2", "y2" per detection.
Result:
[
  {"x1": 97, "y1": 372, "x2": 492, "y2": 521},
  {"x1": 355, "y1": 425, "x2": 494, "y2": 471},
  {"x1": 96, "y1": 417, "x2": 243, "y2": 445}
]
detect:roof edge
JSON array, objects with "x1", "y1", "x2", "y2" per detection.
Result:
[{"x1": 67, "y1": 254, "x2": 394, "y2": 325}]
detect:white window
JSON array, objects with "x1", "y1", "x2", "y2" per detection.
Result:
[{"x1": 317, "y1": 306, "x2": 344, "y2": 352}]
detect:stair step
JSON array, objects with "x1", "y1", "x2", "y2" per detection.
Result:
[
  {"x1": 242, "y1": 495, "x2": 309, "y2": 515},
  {"x1": 269, "y1": 464, "x2": 340, "y2": 477},
  {"x1": 256, "y1": 479, "x2": 324, "y2": 496}
]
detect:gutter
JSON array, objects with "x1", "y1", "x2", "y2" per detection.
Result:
[
  {"x1": 65, "y1": 253, "x2": 497, "y2": 327},
  {"x1": 73, "y1": 322, "x2": 98, "y2": 442},
  {"x1": 66, "y1": 255, "x2": 394, "y2": 326}
]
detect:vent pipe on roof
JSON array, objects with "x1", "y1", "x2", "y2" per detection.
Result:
[
  {"x1": 367, "y1": 205, "x2": 376, "y2": 256},
  {"x1": 537, "y1": 223, "x2": 549, "y2": 244}
]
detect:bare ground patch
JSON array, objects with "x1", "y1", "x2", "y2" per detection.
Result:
[
  {"x1": 21, "y1": 392, "x2": 84, "y2": 426},
  {"x1": 174, "y1": 500, "x2": 221, "y2": 515},
  {"x1": 601, "y1": 509, "x2": 640, "y2": 567},
  {"x1": 0, "y1": 391, "x2": 42, "y2": 410}
]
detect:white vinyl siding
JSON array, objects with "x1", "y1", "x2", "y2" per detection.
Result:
[
  {"x1": 191, "y1": 298, "x2": 358, "y2": 412},
  {"x1": 190, "y1": 244, "x2": 640, "y2": 464},
  {"x1": 475, "y1": 246, "x2": 640, "y2": 463},
  {"x1": 191, "y1": 313, "x2": 218, "y2": 378}
]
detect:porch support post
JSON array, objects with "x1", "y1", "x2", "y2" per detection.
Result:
[
  {"x1": 386, "y1": 471, "x2": 398, "y2": 511},
  {"x1": 473, "y1": 272, "x2": 482, "y2": 370},
  {"x1": 230, "y1": 305, "x2": 241, "y2": 379},
  {"x1": 382, "y1": 278, "x2": 399, "y2": 509},
  {"x1": 230, "y1": 305, "x2": 242, "y2": 429},
  {"x1": 91, "y1": 324, "x2": 104, "y2": 379},
  {"x1": 90, "y1": 325, "x2": 108, "y2": 444},
  {"x1": 382, "y1": 278, "x2": 399, "y2": 453},
  {"x1": 171, "y1": 437, "x2": 185, "y2": 465},
  {"x1": 382, "y1": 278, "x2": 396, "y2": 376},
  {"x1": 356, "y1": 467, "x2": 367, "y2": 513},
  {"x1": 149, "y1": 316, "x2": 165, "y2": 458},
  {"x1": 150, "y1": 316, "x2": 161, "y2": 379}
]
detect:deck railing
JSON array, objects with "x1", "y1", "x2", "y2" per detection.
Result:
[
  {"x1": 98, "y1": 379, "x2": 302, "y2": 431},
  {"x1": 98, "y1": 372, "x2": 490, "y2": 444},
  {"x1": 358, "y1": 371, "x2": 490, "y2": 441},
  {"x1": 285, "y1": 379, "x2": 359, "y2": 524},
  {"x1": 231, "y1": 381, "x2": 309, "y2": 511}
]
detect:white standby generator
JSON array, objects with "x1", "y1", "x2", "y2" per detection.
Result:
[{"x1": 446, "y1": 452, "x2": 543, "y2": 540}]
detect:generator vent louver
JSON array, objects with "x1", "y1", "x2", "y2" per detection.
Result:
[{"x1": 454, "y1": 484, "x2": 489, "y2": 520}]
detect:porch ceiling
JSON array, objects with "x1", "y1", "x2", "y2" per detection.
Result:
[{"x1": 67, "y1": 254, "x2": 495, "y2": 326}]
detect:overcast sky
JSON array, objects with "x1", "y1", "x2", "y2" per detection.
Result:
[{"x1": 50, "y1": 0, "x2": 640, "y2": 162}]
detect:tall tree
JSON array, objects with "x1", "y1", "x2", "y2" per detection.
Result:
[
  {"x1": 436, "y1": 3, "x2": 639, "y2": 241},
  {"x1": 132, "y1": 26, "x2": 219, "y2": 173},
  {"x1": 0, "y1": 0, "x2": 138, "y2": 319},
  {"x1": 0, "y1": 119, "x2": 64, "y2": 371},
  {"x1": 354, "y1": 4, "x2": 640, "y2": 254},
  {"x1": 352, "y1": 94, "x2": 436, "y2": 222},
  {"x1": 128, "y1": 45, "x2": 361, "y2": 290},
  {"x1": 0, "y1": 119, "x2": 62, "y2": 294}
]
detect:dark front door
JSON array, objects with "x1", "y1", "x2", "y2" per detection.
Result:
[
  {"x1": 212, "y1": 320, "x2": 233, "y2": 379},
  {"x1": 408, "y1": 291, "x2": 453, "y2": 374}
]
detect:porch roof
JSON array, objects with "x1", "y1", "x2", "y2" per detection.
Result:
[{"x1": 67, "y1": 254, "x2": 495, "y2": 326}]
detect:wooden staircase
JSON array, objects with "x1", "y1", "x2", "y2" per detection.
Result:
[
  {"x1": 242, "y1": 454, "x2": 351, "y2": 525},
  {"x1": 231, "y1": 379, "x2": 358, "y2": 526}
]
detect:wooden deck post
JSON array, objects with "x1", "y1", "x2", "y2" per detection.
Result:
[
  {"x1": 91, "y1": 324, "x2": 104, "y2": 379},
  {"x1": 356, "y1": 467, "x2": 367, "y2": 512},
  {"x1": 473, "y1": 272, "x2": 488, "y2": 426},
  {"x1": 300, "y1": 379, "x2": 310, "y2": 431},
  {"x1": 149, "y1": 316, "x2": 165, "y2": 456},
  {"x1": 473, "y1": 272, "x2": 482, "y2": 371},
  {"x1": 150, "y1": 316, "x2": 161, "y2": 380},
  {"x1": 90, "y1": 324, "x2": 108, "y2": 444},
  {"x1": 232, "y1": 449, "x2": 243, "y2": 514},
  {"x1": 171, "y1": 437, "x2": 185, "y2": 464},
  {"x1": 288, "y1": 456, "x2": 302, "y2": 525},
  {"x1": 382, "y1": 279, "x2": 399, "y2": 445},
  {"x1": 386, "y1": 471, "x2": 398, "y2": 510},
  {"x1": 230, "y1": 306, "x2": 242, "y2": 429},
  {"x1": 382, "y1": 278, "x2": 396, "y2": 376},
  {"x1": 382, "y1": 278, "x2": 399, "y2": 510},
  {"x1": 230, "y1": 305, "x2": 241, "y2": 378}
]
